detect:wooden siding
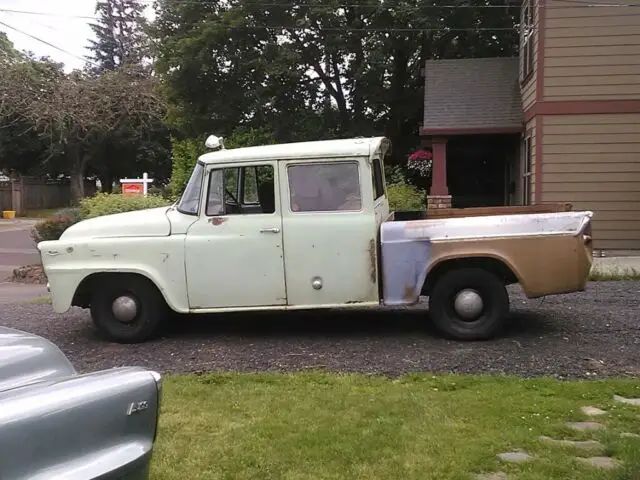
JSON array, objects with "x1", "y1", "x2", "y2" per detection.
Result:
[
  {"x1": 544, "y1": 0, "x2": 640, "y2": 101},
  {"x1": 541, "y1": 113, "x2": 640, "y2": 250}
]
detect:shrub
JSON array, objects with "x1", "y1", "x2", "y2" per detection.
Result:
[
  {"x1": 387, "y1": 182, "x2": 426, "y2": 212},
  {"x1": 169, "y1": 137, "x2": 205, "y2": 201},
  {"x1": 31, "y1": 213, "x2": 79, "y2": 243},
  {"x1": 79, "y1": 193, "x2": 172, "y2": 220}
]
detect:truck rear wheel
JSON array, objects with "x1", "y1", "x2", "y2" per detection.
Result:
[
  {"x1": 428, "y1": 268, "x2": 509, "y2": 340},
  {"x1": 90, "y1": 275, "x2": 168, "y2": 344}
]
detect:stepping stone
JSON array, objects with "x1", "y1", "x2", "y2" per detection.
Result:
[
  {"x1": 497, "y1": 451, "x2": 533, "y2": 463},
  {"x1": 567, "y1": 421, "x2": 605, "y2": 431},
  {"x1": 621, "y1": 432, "x2": 640, "y2": 439},
  {"x1": 576, "y1": 456, "x2": 619, "y2": 469},
  {"x1": 581, "y1": 406, "x2": 606, "y2": 416},
  {"x1": 613, "y1": 394, "x2": 640, "y2": 406},
  {"x1": 474, "y1": 473, "x2": 508, "y2": 480},
  {"x1": 538, "y1": 435, "x2": 604, "y2": 451}
]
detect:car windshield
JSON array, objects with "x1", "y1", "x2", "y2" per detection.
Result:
[{"x1": 177, "y1": 162, "x2": 204, "y2": 215}]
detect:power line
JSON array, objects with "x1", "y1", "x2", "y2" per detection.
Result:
[
  {"x1": 0, "y1": 9, "x2": 97, "y2": 20},
  {"x1": 0, "y1": 19, "x2": 98, "y2": 67}
]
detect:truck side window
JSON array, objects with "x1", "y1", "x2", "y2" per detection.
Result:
[
  {"x1": 372, "y1": 157, "x2": 385, "y2": 200},
  {"x1": 288, "y1": 162, "x2": 362, "y2": 212},
  {"x1": 206, "y1": 165, "x2": 275, "y2": 216}
]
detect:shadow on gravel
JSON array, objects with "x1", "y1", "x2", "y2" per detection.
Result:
[{"x1": 158, "y1": 306, "x2": 556, "y2": 341}]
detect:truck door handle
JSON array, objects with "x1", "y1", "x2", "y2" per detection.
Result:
[{"x1": 259, "y1": 227, "x2": 280, "y2": 234}]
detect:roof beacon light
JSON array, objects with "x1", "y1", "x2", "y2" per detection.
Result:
[{"x1": 205, "y1": 135, "x2": 225, "y2": 151}]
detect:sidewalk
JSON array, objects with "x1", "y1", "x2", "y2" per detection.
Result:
[{"x1": 0, "y1": 283, "x2": 49, "y2": 304}]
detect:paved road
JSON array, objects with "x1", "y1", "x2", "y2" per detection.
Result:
[
  {"x1": 0, "y1": 281, "x2": 638, "y2": 378},
  {"x1": 0, "y1": 221, "x2": 41, "y2": 281}
]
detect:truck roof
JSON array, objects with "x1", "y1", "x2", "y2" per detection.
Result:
[{"x1": 198, "y1": 136, "x2": 389, "y2": 165}]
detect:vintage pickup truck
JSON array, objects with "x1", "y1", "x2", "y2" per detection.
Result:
[
  {"x1": 38, "y1": 136, "x2": 594, "y2": 343},
  {"x1": 0, "y1": 326, "x2": 162, "y2": 479}
]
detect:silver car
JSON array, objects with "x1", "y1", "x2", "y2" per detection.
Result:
[{"x1": 0, "y1": 326, "x2": 162, "y2": 479}]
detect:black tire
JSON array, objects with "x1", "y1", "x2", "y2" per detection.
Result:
[
  {"x1": 90, "y1": 274, "x2": 169, "y2": 344},
  {"x1": 428, "y1": 268, "x2": 509, "y2": 341}
]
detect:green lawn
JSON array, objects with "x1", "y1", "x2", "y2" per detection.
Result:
[{"x1": 153, "y1": 373, "x2": 640, "y2": 480}]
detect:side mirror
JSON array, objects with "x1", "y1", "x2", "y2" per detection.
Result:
[{"x1": 205, "y1": 135, "x2": 225, "y2": 150}]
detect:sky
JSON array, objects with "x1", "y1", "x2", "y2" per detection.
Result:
[{"x1": 0, "y1": 0, "x2": 153, "y2": 72}]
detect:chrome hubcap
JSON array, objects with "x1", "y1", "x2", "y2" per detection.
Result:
[
  {"x1": 453, "y1": 289, "x2": 483, "y2": 321},
  {"x1": 112, "y1": 295, "x2": 138, "y2": 323}
]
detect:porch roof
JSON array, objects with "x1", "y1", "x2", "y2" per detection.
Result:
[{"x1": 421, "y1": 57, "x2": 523, "y2": 136}]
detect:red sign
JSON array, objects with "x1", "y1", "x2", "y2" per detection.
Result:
[{"x1": 122, "y1": 183, "x2": 144, "y2": 195}]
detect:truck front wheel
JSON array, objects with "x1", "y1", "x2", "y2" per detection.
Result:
[
  {"x1": 428, "y1": 268, "x2": 509, "y2": 340},
  {"x1": 90, "y1": 275, "x2": 168, "y2": 343}
]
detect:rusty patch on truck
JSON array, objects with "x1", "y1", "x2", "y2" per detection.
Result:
[
  {"x1": 368, "y1": 239, "x2": 377, "y2": 284},
  {"x1": 403, "y1": 284, "x2": 416, "y2": 302},
  {"x1": 209, "y1": 217, "x2": 227, "y2": 226}
]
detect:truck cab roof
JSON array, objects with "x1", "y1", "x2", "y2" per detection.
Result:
[{"x1": 197, "y1": 136, "x2": 389, "y2": 166}]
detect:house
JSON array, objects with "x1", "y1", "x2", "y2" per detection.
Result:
[{"x1": 421, "y1": 0, "x2": 640, "y2": 253}]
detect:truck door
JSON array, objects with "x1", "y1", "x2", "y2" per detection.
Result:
[
  {"x1": 185, "y1": 162, "x2": 287, "y2": 309},
  {"x1": 279, "y1": 158, "x2": 380, "y2": 307}
]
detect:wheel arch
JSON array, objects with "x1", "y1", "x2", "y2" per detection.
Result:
[
  {"x1": 422, "y1": 254, "x2": 521, "y2": 296},
  {"x1": 72, "y1": 271, "x2": 178, "y2": 312}
]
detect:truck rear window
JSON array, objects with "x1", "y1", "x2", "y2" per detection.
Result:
[{"x1": 288, "y1": 162, "x2": 362, "y2": 212}]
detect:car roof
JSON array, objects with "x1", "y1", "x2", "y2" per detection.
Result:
[{"x1": 198, "y1": 136, "x2": 389, "y2": 166}]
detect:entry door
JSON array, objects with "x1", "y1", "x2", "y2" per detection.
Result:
[
  {"x1": 279, "y1": 159, "x2": 380, "y2": 307},
  {"x1": 185, "y1": 162, "x2": 286, "y2": 309}
]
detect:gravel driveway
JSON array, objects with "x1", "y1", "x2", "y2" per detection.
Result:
[{"x1": 1, "y1": 281, "x2": 639, "y2": 378}]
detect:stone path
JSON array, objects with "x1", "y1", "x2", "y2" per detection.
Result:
[{"x1": 477, "y1": 394, "x2": 640, "y2": 479}]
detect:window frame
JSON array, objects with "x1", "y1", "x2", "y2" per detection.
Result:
[
  {"x1": 522, "y1": 136, "x2": 533, "y2": 206},
  {"x1": 205, "y1": 163, "x2": 276, "y2": 217},
  {"x1": 286, "y1": 160, "x2": 364, "y2": 214},
  {"x1": 371, "y1": 157, "x2": 386, "y2": 201},
  {"x1": 176, "y1": 161, "x2": 205, "y2": 216},
  {"x1": 520, "y1": 0, "x2": 535, "y2": 82}
]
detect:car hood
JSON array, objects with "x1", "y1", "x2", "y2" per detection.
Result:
[
  {"x1": 0, "y1": 327, "x2": 76, "y2": 393},
  {"x1": 60, "y1": 206, "x2": 172, "y2": 240}
]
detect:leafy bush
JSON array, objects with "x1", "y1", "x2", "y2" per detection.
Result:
[
  {"x1": 169, "y1": 137, "x2": 205, "y2": 200},
  {"x1": 79, "y1": 193, "x2": 171, "y2": 220},
  {"x1": 31, "y1": 207, "x2": 81, "y2": 243},
  {"x1": 387, "y1": 182, "x2": 426, "y2": 212},
  {"x1": 169, "y1": 127, "x2": 277, "y2": 200}
]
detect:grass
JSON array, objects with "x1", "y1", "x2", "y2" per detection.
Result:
[
  {"x1": 589, "y1": 267, "x2": 640, "y2": 282},
  {"x1": 20, "y1": 295, "x2": 51, "y2": 305},
  {"x1": 152, "y1": 373, "x2": 640, "y2": 480}
]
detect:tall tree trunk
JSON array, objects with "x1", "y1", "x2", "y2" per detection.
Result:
[
  {"x1": 99, "y1": 173, "x2": 114, "y2": 193},
  {"x1": 68, "y1": 149, "x2": 87, "y2": 203}
]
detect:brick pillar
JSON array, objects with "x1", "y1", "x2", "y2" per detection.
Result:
[{"x1": 427, "y1": 137, "x2": 452, "y2": 209}]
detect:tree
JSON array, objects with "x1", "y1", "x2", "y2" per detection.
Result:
[
  {"x1": 86, "y1": 0, "x2": 171, "y2": 192},
  {"x1": 0, "y1": 61, "x2": 166, "y2": 200},
  {"x1": 88, "y1": 0, "x2": 149, "y2": 73},
  {"x1": 151, "y1": 0, "x2": 519, "y2": 164}
]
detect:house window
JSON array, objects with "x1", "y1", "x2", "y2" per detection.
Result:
[
  {"x1": 522, "y1": 137, "x2": 533, "y2": 205},
  {"x1": 288, "y1": 162, "x2": 362, "y2": 212},
  {"x1": 521, "y1": 0, "x2": 535, "y2": 80}
]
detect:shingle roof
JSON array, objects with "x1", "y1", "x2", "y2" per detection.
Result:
[{"x1": 422, "y1": 57, "x2": 523, "y2": 133}]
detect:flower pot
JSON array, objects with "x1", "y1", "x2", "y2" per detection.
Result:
[{"x1": 2, "y1": 210, "x2": 16, "y2": 220}]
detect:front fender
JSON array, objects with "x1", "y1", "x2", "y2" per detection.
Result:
[{"x1": 39, "y1": 236, "x2": 189, "y2": 314}]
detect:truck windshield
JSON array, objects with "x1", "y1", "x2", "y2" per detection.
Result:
[{"x1": 177, "y1": 162, "x2": 204, "y2": 215}]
